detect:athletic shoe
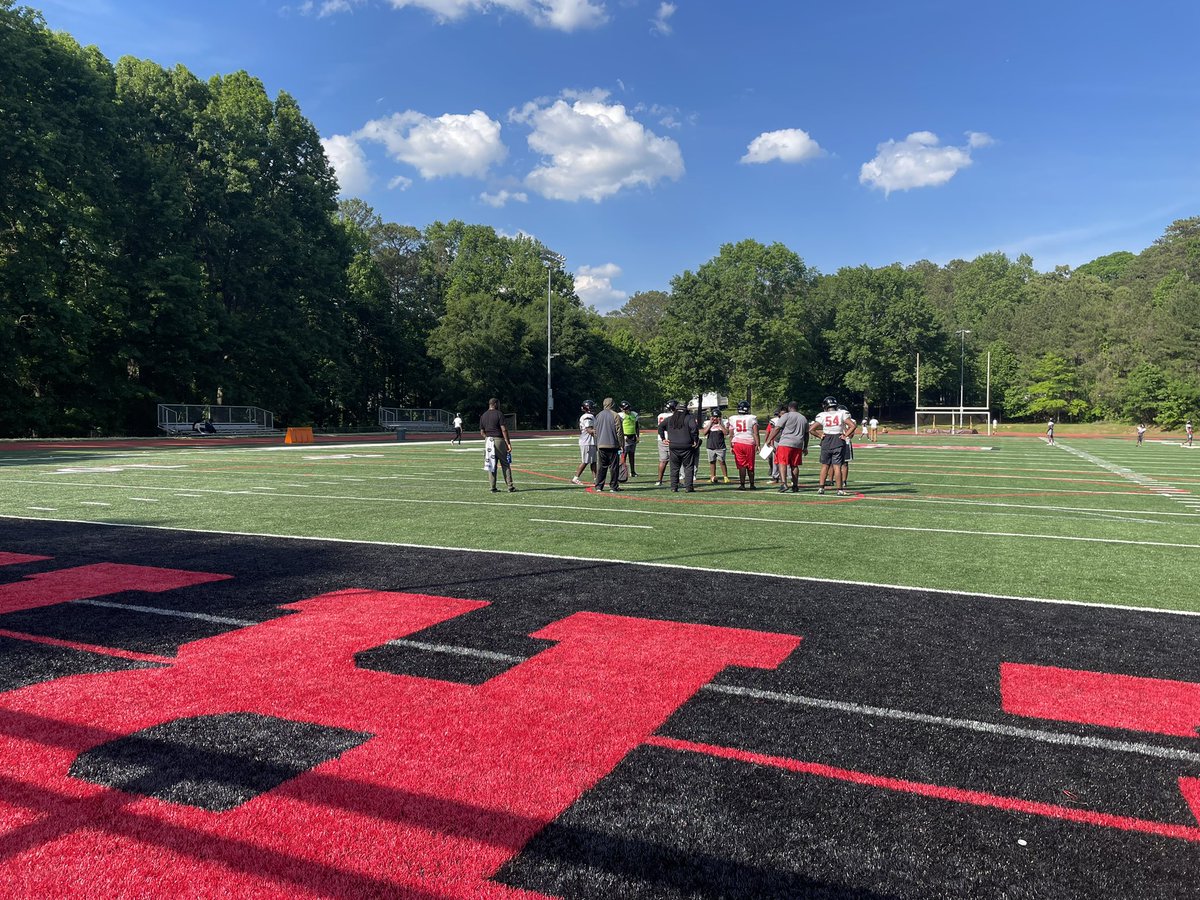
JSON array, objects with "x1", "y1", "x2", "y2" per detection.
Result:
[
  {"x1": 778, "y1": 486, "x2": 788, "y2": 493},
  {"x1": 611, "y1": 485, "x2": 622, "y2": 492},
  {"x1": 490, "y1": 487, "x2": 499, "y2": 493},
  {"x1": 571, "y1": 476, "x2": 583, "y2": 485},
  {"x1": 723, "y1": 476, "x2": 730, "y2": 484},
  {"x1": 686, "y1": 488, "x2": 695, "y2": 493},
  {"x1": 791, "y1": 487, "x2": 799, "y2": 493},
  {"x1": 709, "y1": 477, "x2": 718, "y2": 484},
  {"x1": 816, "y1": 487, "x2": 825, "y2": 495},
  {"x1": 509, "y1": 485, "x2": 517, "y2": 492},
  {"x1": 836, "y1": 490, "x2": 847, "y2": 496},
  {"x1": 654, "y1": 481, "x2": 663, "y2": 487}
]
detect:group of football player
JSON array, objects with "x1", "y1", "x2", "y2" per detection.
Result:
[{"x1": 573, "y1": 396, "x2": 858, "y2": 495}]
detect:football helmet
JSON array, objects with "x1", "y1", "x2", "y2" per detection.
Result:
[
  {"x1": 737, "y1": 400, "x2": 751, "y2": 414},
  {"x1": 822, "y1": 396, "x2": 838, "y2": 410},
  {"x1": 581, "y1": 399, "x2": 596, "y2": 412}
]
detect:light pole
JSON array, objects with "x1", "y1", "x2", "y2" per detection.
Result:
[
  {"x1": 955, "y1": 328, "x2": 971, "y2": 432},
  {"x1": 540, "y1": 250, "x2": 565, "y2": 430}
]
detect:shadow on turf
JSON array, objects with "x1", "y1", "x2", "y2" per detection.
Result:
[{"x1": 0, "y1": 704, "x2": 851, "y2": 899}]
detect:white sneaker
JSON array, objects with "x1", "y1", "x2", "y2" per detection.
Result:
[
  {"x1": 571, "y1": 476, "x2": 583, "y2": 485},
  {"x1": 654, "y1": 480, "x2": 663, "y2": 487},
  {"x1": 817, "y1": 487, "x2": 825, "y2": 495},
  {"x1": 836, "y1": 490, "x2": 847, "y2": 496}
]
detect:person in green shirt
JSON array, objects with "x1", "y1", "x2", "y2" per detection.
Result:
[{"x1": 618, "y1": 400, "x2": 640, "y2": 477}]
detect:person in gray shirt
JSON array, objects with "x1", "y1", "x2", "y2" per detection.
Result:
[
  {"x1": 593, "y1": 397, "x2": 625, "y2": 492},
  {"x1": 768, "y1": 401, "x2": 808, "y2": 493}
]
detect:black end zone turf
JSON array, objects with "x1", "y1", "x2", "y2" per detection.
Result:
[
  {"x1": 69, "y1": 713, "x2": 372, "y2": 812},
  {"x1": 3, "y1": 518, "x2": 1200, "y2": 898}
]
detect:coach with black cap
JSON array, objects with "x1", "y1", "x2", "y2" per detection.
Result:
[{"x1": 658, "y1": 400, "x2": 699, "y2": 492}]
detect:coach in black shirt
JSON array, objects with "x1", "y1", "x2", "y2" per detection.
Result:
[{"x1": 658, "y1": 402, "x2": 699, "y2": 492}]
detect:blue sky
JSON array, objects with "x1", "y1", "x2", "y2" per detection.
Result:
[{"x1": 35, "y1": 0, "x2": 1200, "y2": 310}]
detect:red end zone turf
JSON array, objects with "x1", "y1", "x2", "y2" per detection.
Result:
[{"x1": 0, "y1": 519, "x2": 1198, "y2": 898}]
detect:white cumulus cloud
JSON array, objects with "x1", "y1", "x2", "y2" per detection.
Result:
[
  {"x1": 518, "y1": 97, "x2": 684, "y2": 202},
  {"x1": 382, "y1": 0, "x2": 606, "y2": 31},
  {"x1": 321, "y1": 134, "x2": 372, "y2": 196},
  {"x1": 388, "y1": 175, "x2": 413, "y2": 190},
  {"x1": 575, "y1": 263, "x2": 627, "y2": 310},
  {"x1": 354, "y1": 109, "x2": 507, "y2": 179},
  {"x1": 740, "y1": 128, "x2": 823, "y2": 165},
  {"x1": 651, "y1": 1, "x2": 675, "y2": 35},
  {"x1": 859, "y1": 130, "x2": 992, "y2": 195},
  {"x1": 480, "y1": 189, "x2": 528, "y2": 207}
]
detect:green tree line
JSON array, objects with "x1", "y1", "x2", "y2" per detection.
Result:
[{"x1": 3, "y1": 2, "x2": 1198, "y2": 435}]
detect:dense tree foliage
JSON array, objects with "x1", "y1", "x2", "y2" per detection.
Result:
[{"x1": 3, "y1": 3, "x2": 1199, "y2": 435}]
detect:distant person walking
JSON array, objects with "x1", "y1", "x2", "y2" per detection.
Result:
[
  {"x1": 768, "y1": 401, "x2": 808, "y2": 493},
  {"x1": 1187, "y1": 420, "x2": 1194, "y2": 447},
  {"x1": 619, "y1": 401, "x2": 639, "y2": 477},
  {"x1": 479, "y1": 398, "x2": 515, "y2": 492},
  {"x1": 869, "y1": 417, "x2": 879, "y2": 442},
  {"x1": 572, "y1": 400, "x2": 597, "y2": 485},
  {"x1": 728, "y1": 400, "x2": 759, "y2": 490},
  {"x1": 702, "y1": 408, "x2": 731, "y2": 484},
  {"x1": 1136, "y1": 423, "x2": 1147, "y2": 446},
  {"x1": 593, "y1": 398, "x2": 625, "y2": 492},
  {"x1": 658, "y1": 401, "x2": 699, "y2": 492},
  {"x1": 452, "y1": 413, "x2": 463, "y2": 444},
  {"x1": 1046, "y1": 419, "x2": 1055, "y2": 445}
]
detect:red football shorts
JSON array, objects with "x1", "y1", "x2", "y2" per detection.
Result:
[
  {"x1": 732, "y1": 442, "x2": 756, "y2": 470},
  {"x1": 776, "y1": 445, "x2": 803, "y2": 467}
]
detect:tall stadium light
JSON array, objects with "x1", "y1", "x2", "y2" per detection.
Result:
[
  {"x1": 540, "y1": 250, "x2": 565, "y2": 430},
  {"x1": 955, "y1": 329, "x2": 971, "y2": 432}
]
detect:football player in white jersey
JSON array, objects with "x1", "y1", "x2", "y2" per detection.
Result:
[
  {"x1": 571, "y1": 400, "x2": 597, "y2": 485},
  {"x1": 1187, "y1": 420, "x2": 1194, "y2": 447},
  {"x1": 809, "y1": 396, "x2": 855, "y2": 495},
  {"x1": 728, "y1": 401, "x2": 760, "y2": 490}
]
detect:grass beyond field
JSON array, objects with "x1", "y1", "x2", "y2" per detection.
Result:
[{"x1": 1, "y1": 431, "x2": 1198, "y2": 611}]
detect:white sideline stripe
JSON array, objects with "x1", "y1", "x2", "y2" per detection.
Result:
[
  {"x1": 8, "y1": 480, "x2": 1200, "y2": 550},
  {"x1": 3, "y1": 513, "x2": 1198, "y2": 619},
  {"x1": 387, "y1": 638, "x2": 524, "y2": 663},
  {"x1": 530, "y1": 518, "x2": 653, "y2": 530},
  {"x1": 73, "y1": 599, "x2": 255, "y2": 627},
  {"x1": 867, "y1": 495, "x2": 1193, "y2": 523},
  {"x1": 26, "y1": 507, "x2": 57, "y2": 511},
  {"x1": 79, "y1": 502, "x2": 111, "y2": 507},
  {"x1": 175, "y1": 494, "x2": 203, "y2": 498},
  {"x1": 701, "y1": 684, "x2": 1200, "y2": 765}
]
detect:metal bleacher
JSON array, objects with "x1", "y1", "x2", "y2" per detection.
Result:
[
  {"x1": 157, "y1": 404, "x2": 281, "y2": 437},
  {"x1": 378, "y1": 407, "x2": 454, "y2": 433}
]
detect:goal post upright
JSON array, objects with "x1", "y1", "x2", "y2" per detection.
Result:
[{"x1": 913, "y1": 349, "x2": 993, "y2": 436}]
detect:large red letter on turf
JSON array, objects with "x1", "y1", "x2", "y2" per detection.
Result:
[
  {"x1": 1001, "y1": 662, "x2": 1200, "y2": 824},
  {"x1": 0, "y1": 589, "x2": 800, "y2": 898},
  {"x1": 0, "y1": 563, "x2": 230, "y2": 615}
]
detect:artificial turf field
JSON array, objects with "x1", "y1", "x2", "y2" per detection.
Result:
[{"x1": 0, "y1": 432, "x2": 1197, "y2": 896}]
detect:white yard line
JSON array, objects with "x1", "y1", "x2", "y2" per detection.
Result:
[
  {"x1": 73, "y1": 599, "x2": 255, "y2": 627},
  {"x1": 701, "y1": 684, "x2": 1200, "y2": 765},
  {"x1": 25, "y1": 507, "x2": 57, "y2": 511},
  {"x1": 5, "y1": 479, "x2": 1198, "y2": 550},
  {"x1": 4, "y1": 513, "x2": 1199, "y2": 618},
  {"x1": 127, "y1": 497, "x2": 159, "y2": 503},
  {"x1": 79, "y1": 501, "x2": 111, "y2": 507},
  {"x1": 530, "y1": 518, "x2": 653, "y2": 530}
]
